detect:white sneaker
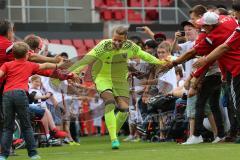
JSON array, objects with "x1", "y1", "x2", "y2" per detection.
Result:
[
  {"x1": 123, "y1": 135, "x2": 134, "y2": 142},
  {"x1": 182, "y1": 135, "x2": 203, "y2": 145},
  {"x1": 181, "y1": 136, "x2": 193, "y2": 145},
  {"x1": 212, "y1": 136, "x2": 225, "y2": 144}
]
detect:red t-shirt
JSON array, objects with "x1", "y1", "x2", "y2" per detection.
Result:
[
  {"x1": 0, "y1": 59, "x2": 40, "y2": 93},
  {"x1": 216, "y1": 26, "x2": 240, "y2": 77},
  {"x1": 0, "y1": 36, "x2": 15, "y2": 86},
  {"x1": 194, "y1": 15, "x2": 239, "y2": 77}
]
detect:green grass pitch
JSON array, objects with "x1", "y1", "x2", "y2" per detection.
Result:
[{"x1": 10, "y1": 136, "x2": 240, "y2": 160}]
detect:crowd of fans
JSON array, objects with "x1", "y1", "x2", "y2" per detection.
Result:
[
  {"x1": 124, "y1": 2, "x2": 240, "y2": 145},
  {"x1": 0, "y1": 1, "x2": 240, "y2": 159}
]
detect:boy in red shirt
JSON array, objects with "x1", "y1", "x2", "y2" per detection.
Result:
[{"x1": 0, "y1": 42, "x2": 64, "y2": 160}]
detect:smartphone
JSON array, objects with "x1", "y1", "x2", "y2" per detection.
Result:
[
  {"x1": 180, "y1": 31, "x2": 185, "y2": 36},
  {"x1": 136, "y1": 27, "x2": 145, "y2": 32}
]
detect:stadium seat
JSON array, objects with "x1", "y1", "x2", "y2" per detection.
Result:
[
  {"x1": 145, "y1": 0, "x2": 158, "y2": 7},
  {"x1": 127, "y1": 10, "x2": 143, "y2": 23},
  {"x1": 104, "y1": 0, "x2": 116, "y2": 6},
  {"x1": 145, "y1": 10, "x2": 159, "y2": 20},
  {"x1": 94, "y1": 0, "x2": 104, "y2": 9},
  {"x1": 101, "y1": 10, "x2": 113, "y2": 21},
  {"x1": 61, "y1": 39, "x2": 73, "y2": 45},
  {"x1": 114, "y1": 1, "x2": 124, "y2": 7},
  {"x1": 84, "y1": 39, "x2": 95, "y2": 49},
  {"x1": 49, "y1": 39, "x2": 61, "y2": 44},
  {"x1": 94, "y1": 39, "x2": 101, "y2": 44},
  {"x1": 77, "y1": 47, "x2": 87, "y2": 55},
  {"x1": 113, "y1": 10, "x2": 125, "y2": 20},
  {"x1": 72, "y1": 39, "x2": 84, "y2": 48},
  {"x1": 128, "y1": 0, "x2": 142, "y2": 7},
  {"x1": 160, "y1": 0, "x2": 173, "y2": 7}
]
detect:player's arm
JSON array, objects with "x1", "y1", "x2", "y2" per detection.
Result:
[
  {"x1": 205, "y1": 44, "x2": 230, "y2": 63},
  {"x1": 39, "y1": 59, "x2": 64, "y2": 70},
  {"x1": 172, "y1": 48, "x2": 197, "y2": 66},
  {"x1": 29, "y1": 54, "x2": 62, "y2": 63},
  {"x1": 0, "y1": 64, "x2": 7, "y2": 78},
  {"x1": 69, "y1": 50, "x2": 97, "y2": 75},
  {"x1": 193, "y1": 44, "x2": 230, "y2": 68},
  {"x1": 69, "y1": 39, "x2": 107, "y2": 74},
  {"x1": 135, "y1": 48, "x2": 166, "y2": 65},
  {"x1": 0, "y1": 70, "x2": 5, "y2": 78}
]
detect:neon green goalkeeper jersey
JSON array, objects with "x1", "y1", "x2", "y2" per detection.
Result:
[{"x1": 70, "y1": 39, "x2": 165, "y2": 81}]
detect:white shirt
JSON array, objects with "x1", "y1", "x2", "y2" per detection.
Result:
[
  {"x1": 28, "y1": 88, "x2": 47, "y2": 108},
  {"x1": 179, "y1": 41, "x2": 195, "y2": 78},
  {"x1": 157, "y1": 67, "x2": 177, "y2": 93}
]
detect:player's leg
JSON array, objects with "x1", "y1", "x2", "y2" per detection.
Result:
[
  {"x1": 113, "y1": 82, "x2": 130, "y2": 134},
  {"x1": 100, "y1": 90, "x2": 118, "y2": 144},
  {"x1": 115, "y1": 96, "x2": 129, "y2": 134}
]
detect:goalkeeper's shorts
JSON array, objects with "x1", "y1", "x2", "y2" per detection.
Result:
[{"x1": 94, "y1": 78, "x2": 129, "y2": 98}]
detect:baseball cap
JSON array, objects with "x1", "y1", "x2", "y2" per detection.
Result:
[
  {"x1": 153, "y1": 32, "x2": 166, "y2": 43},
  {"x1": 196, "y1": 11, "x2": 219, "y2": 26},
  {"x1": 144, "y1": 39, "x2": 158, "y2": 49},
  {"x1": 181, "y1": 20, "x2": 194, "y2": 28}
]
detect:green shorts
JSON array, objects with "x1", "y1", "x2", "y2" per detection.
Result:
[
  {"x1": 94, "y1": 78, "x2": 130, "y2": 98},
  {"x1": 186, "y1": 95, "x2": 211, "y2": 118}
]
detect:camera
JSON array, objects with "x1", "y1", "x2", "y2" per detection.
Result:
[{"x1": 180, "y1": 31, "x2": 185, "y2": 36}]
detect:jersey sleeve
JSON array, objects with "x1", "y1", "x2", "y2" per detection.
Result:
[
  {"x1": 224, "y1": 27, "x2": 240, "y2": 51},
  {"x1": 0, "y1": 63, "x2": 8, "y2": 73},
  {"x1": 70, "y1": 40, "x2": 108, "y2": 74},
  {"x1": 30, "y1": 62, "x2": 40, "y2": 73},
  {"x1": 128, "y1": 42, "x2": 166, "y2": 65},
  {"x1": 194, "y1": 36, "x2": 215, "y2": 56},
  {"x1": 35, "y1": 69, "x2": 54, "y2": 77},
  {"x1": 6, "y1": 43, "x2": 14, "y2": 62}
]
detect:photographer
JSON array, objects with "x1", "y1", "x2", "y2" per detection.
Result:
[{"x1": 171, "y1": 21, "x2": 198, "y2": 78}]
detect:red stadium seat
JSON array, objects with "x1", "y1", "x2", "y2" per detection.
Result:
[
  {"x1": 144, "y1": 0, "x2": 158, "y2": 6},
  {"x1": 127, "y1": 10, "x2": 143, "y2": 23},
  {"x1": 94, "y1": 39, "x2": 102, "y2": 45},
  {"x1": 61, "y1": 39, "x2": 73, "y2": 45},
  {"x1": 77, "y1": 47, "x2": 87, "y2": 55},
  {"x1": 145, "y1": 10, "x2": 159, "y2": 20},
  {"x1": 113, "y1": 10, "x2": 125, "y2": 20},
  {"x1": 72, "y1": 39, "x2": 84, "y2": 48},
  {"x1": 49, "y1": 39, "x2": 61, "y2": 44},
  {"x1": 128, "y1": 0, "x2": 142, "y2": 7},
  {"x1": 104, "y1": 0, "x2": 116, "y2": 6},
  {"x1": 101, "y1": 10, "x2": 113, "y2": 21},
  {"x1": 94, "y1": 0, "x2": 104, "y2": 9},
  {"x1": 160, "y1": 0, "x2": 173, "y2": 7},
  {"x1": 84, "y1": 39, "x2": 95, "y2": 49},
  {"x1": 114, "y1": 1, "x2": 124, "y2": 7}
]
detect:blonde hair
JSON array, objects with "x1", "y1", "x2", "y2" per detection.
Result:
[
  {"x1": 31, "y1": 75, "x2": 41, "y2": 82},
  {"x1": 157, "y1": 41, "x2": 171, "y2": 53},
  {"x1": 13, "y1": 42, "x2": 29, "y2": 59},
  {"x1": 112, "y1": 26, "x2": 128, "y2": 36}
]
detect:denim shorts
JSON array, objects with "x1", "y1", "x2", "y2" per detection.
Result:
[
  {"x1": 29, "y1": 104, "x2": 45, "y2": 119},
  {"x1": 186, "y1": 96, "x2": 211, "y2": 118}
]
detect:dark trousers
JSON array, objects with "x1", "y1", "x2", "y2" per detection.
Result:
[
  {"x1": 0, "y1": 81, "x2": 5, "y2": 145},
  {"x1": 0, "y1": 90, "x2": 37, "y2": 158},
  {"x1": 194, "y1": 74, "x2": 225, "y2": 138},
  {"x1": 227, "y1": 72, "x2": 240, "y2": 130}
]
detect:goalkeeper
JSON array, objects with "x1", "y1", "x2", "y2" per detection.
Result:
[{"x1": 69, "y1": 26, "x2": 167, "y2": 149}]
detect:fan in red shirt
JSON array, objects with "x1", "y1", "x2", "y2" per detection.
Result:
[
  {"x1": 192, "y1": 2, "x2": 240, "y2": 142},
  {"x1": 0, "y1": 42, "x2": 67, "y2": 159}
]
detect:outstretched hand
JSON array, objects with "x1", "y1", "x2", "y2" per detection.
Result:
[
  {"x1": 193, "y1": 57, "x2": 207, "y2": 68},
  {"x1": 156, "y1": 59, "x2": 174, "y2": 74}
]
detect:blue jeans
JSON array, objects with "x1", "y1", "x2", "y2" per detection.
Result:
[{"x1": 0, "y1": 90, "x2": 37, "y2": 158}]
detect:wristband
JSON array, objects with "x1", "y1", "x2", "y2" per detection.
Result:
[{"x1": 172, "y1": 60, "x2": 178, "y2": 66}]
